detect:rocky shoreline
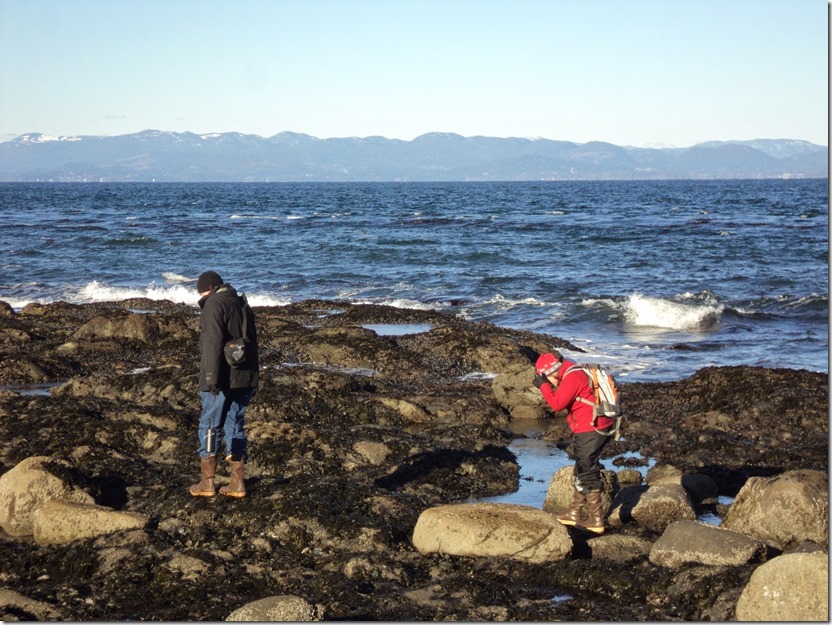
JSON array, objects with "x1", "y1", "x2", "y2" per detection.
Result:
[{"x1": 0, "y1": 298, "x2": 827, "y2": 621}]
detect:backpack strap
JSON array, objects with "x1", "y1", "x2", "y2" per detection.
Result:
[{"x1": 238, "y1": 293, "x2": 249, "y2": 340}]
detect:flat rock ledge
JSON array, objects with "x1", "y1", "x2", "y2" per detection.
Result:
[
  {"x1": 32, "y1": 499, "x2": 148, "y2": 545},
  {"x1": 735, "y1": 552, "x2": 828, "y2": 621},
  {"x1": 412, "y1": 502, "x2": 571, "y2": 564},
  {"x1": 649, "y1": 520, "x2": 769, "y2": 568}
]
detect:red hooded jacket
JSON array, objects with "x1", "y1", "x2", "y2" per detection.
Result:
[{"x1": 539, "y1": 359, "x2": 614, "y2": 434}]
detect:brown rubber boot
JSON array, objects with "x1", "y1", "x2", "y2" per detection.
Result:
[
  {"x1": 584, "y1": 490, "x2": 606, "y2": 534},
  {"x1": 554, "y1": 488, "x2": 586, "y2": 526},
  {"x1": 219, "y1": 456, "x2": 246, "y2": 498},
  {"x1": 189, "y1": 455, "x2": 217, "y2": 497}
]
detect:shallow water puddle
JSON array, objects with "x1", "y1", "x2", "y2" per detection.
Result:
[
  {"x1": 697, "y1": 496, "x2": 735, "y2": 526},
  {"x1": 471, "y1": 420, "x2": 725, "y2": 525},
  {"x1": 475, "y1": 436, "x2": 572, "y2": 507},
  {"x1": 0, "y1": 382, "x2": 62, "y2": 396},
  {"x1": 456, "y1": 371, "x2": 498, "y2": 382},
  {"x1": 601, "y1": 450, "x2": 656, "y2": 479},
  {"x1": 280, "y1": 362, "x2": 377, "y2": 377},
  {"x1": 551, "y1": 592, "x2": 574, "y2": 604},
  {"x1": 362, "y1": 323, "x2": 433, "y2": 336}
]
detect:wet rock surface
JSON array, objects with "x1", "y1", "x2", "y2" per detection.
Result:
[{"x1": 0, "y1": 299, "x2": 827, "y2": 621}]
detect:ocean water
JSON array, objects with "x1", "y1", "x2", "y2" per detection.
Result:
[{"x1": 0, "y1": 180, "x2": 827, "y2": 382}]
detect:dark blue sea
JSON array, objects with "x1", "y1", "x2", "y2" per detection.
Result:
[{"x1": 1, "y1": 180, "x2": 827, "y2": 382}]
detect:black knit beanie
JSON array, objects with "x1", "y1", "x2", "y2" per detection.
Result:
[{"x1": 196, "y1": 271, "x2": 223, "y2": 293}]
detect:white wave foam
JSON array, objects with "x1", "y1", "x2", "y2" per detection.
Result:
[
  {"x1": 624, "y1": 294, "x2": 723, "y2": 330},
  {"x1": 349, "y1": 296, "x2": 449, "y2": 312},
  {"x1": 58, "y1": 281, "x2": 290, "y2": 307},
  {"x1": 482, "y1": 294, "x2": 549, "y2": 309},
  {"x1": 161, "y1": 272, "x2": 195, "y2": 283},
  {"x1": 230, "y1": 214, "x2": 285, "y2": 220}
]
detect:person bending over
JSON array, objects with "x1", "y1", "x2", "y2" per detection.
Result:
[{"x1": 533, "y1": 351, "x2": 614, "y2": 533}]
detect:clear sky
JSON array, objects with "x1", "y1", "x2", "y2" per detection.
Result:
[{"x1": 0, "y1": 0, "x2": 827, "y2": 147}]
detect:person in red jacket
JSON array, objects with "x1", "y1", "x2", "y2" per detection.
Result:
[{"x1": 533, "y1": 351, "x2": 614, "y2": 533}]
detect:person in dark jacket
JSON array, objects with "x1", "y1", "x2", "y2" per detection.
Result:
[
  {"x1": 533, "y1": 351, "x2": 613, "y2": 533},
  {"x1": 189, "y1": 270, "x2": 259, "y2": 498}
]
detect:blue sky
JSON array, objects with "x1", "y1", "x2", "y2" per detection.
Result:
[{"x1": 0, "y1": 0, "x2": 827, "y2": 147}]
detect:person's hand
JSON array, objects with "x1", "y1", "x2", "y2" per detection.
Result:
[
  {"x1": 532, "y1": 374, "x2": 548, "y2": 389},
  {"x1": 209, "y1": 384, "x2": 219, "y2": 395}
]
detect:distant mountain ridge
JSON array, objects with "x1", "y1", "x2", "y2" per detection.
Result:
[{"x1": 0, "y1": 130, "x2": 826, "y2": 182}]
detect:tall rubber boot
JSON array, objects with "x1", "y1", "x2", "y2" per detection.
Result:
[
  {"x1": 189, "y1": 455, "x2": 217, "y2": 497},
  {"x1": 219, "y1": 456, "x2": 246, "y2": 498},
  {"x1": 554, "y1": 488, "x2": 586, "y2": 526},
  {"x1": 584, "y1": 490, "x2": 606, "y2": 534}
]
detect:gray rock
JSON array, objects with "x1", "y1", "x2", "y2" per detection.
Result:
[
  {"x1": 0, "y1": 456, "x2": 94, "y2": 536},
  {"x1": 226, "y1": 594, "x2": 323, "y2": 621},
  {"x1": 608, "y1": 483, "x2": 696, "y2": 533},
  {"x1": 491, "y1": 366, "x2": 548, "y2": 420},
  {"x1": 649, "y1": 520, "x2": 768, "y2": 568},
  {"x1": 585, "y1": 534, "x2": 653, "y2": 562},
  {"x1": 72, "y1": 312, "x2": 157, "y2": 342},
  {"x1": 412, "y1": 502, "x2": 572, "y2": 563},
  {"x1": 735, "y1": 552, "x2": 828, "y2": 621},
  {"x1": 723, "y1": 469, "x2": 828, "y2": 548}
]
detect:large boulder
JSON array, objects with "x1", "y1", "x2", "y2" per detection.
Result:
[
  {"x1": 412, "y1": 502, "x2": 572, "y2": 564},
  {"x1": 491, "y1": 366, "x2": 548, "y2": 419},
  {"x1": 723, "y1": 470, "x2": 828, "y2": 548},
  {"x1": 226, "y1": 594, "x2": 323, "y2": 621},
  {"x1": 0, "y1": 456, "x2": 94, "y2": 536},
  {"x1": 735, "y1": 552, "x2": 828, "y2": 621},
  {"x1": 73, "y1": 313, "x2": 157, "y2": 343},
  {"x1": 32, "y1": 500, "x2": 148, "y2": 545},
  {"x1": 608, "y1": 483, "x2": 696, "y2": 533},
  {"x1": 649, "y1": 520, "x2": 768, "y2": 568}
]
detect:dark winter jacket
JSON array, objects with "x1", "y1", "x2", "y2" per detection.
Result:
[{"x1": 198, "y1": 284, "x2": 259, "y2": 391}]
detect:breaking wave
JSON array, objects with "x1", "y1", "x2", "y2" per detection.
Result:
[{"x1": 623, "y1": 294, "x2": 724, "y2": 330}]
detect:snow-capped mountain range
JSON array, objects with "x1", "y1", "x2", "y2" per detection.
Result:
[{"x1": 0, "y1": 130, "x2": 826, "y2": 182}]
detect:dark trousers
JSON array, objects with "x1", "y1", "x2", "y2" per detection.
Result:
[{"x1": 572, "y1": 428, "x2": 612, "y2": 492}]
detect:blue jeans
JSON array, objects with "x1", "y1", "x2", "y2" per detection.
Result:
[{"x1": 198, "y1": 388, "x2": 255, "y2": 460}]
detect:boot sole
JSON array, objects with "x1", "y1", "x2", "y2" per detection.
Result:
[
  {"x1": 555, "y1": 519, "x2": 579, "y2": 526},
  {"x1": 219, "y1": 490, "x2": 246, "y2": 498},
  {"x1": 190, "y1": 490, "x2": 216, "y2": 497}
]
